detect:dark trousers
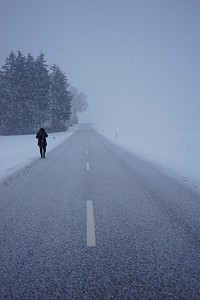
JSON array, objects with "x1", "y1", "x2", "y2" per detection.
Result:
[{"x1": 39, "y1": 145, "x2": 46, "y2": 158}]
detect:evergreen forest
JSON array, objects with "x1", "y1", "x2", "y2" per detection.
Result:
[{"x1": 0, "y1": 51, "x2": 88, "y2": 135}]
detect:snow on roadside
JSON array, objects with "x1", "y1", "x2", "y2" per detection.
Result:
[
  {"x1": 0, "y1": 126, "x2": 77, "y2": 181},
  {"x1": 94, "y1": 124, "x2": 200, "y2": 195},
  {"x1": 1, "y1": 123, "x2": 200, "y2": 196}
]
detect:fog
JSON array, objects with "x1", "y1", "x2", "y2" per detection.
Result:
[{"x1": 1, "y1": 0, "x2": 200, "y2": 133}]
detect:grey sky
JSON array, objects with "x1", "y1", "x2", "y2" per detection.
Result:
[{"x1": 0, "y1": 0, "x2": 200, "y2": 132}]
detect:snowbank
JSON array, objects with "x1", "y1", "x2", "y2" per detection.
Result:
[
  {"x1": 0, "y1": 126, "x2": 77, "y2": 181},
  {"x1": 94, "y1": 123, "x2": 200, "y2": 195}
]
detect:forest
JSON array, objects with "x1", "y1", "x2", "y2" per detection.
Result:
[{"x1": 0, "y1": 51, "x2": 88, "y2": 135}]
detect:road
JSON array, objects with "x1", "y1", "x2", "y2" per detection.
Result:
[{"x1": 1, "y1": 125, "x2": 200, "y2": 299}]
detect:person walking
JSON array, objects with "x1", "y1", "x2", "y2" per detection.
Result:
[{"x1": 36, "y1": 128, "x2": 48, "y2": 158}]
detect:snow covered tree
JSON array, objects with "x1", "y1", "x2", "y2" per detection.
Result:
[
  {"x1": 0, "y1": 51, "x2": 27, "y2": 134},
  {"x1": 0, "y1": 52, "x2": 16, "y2": 134},
  {"x1": 23, "y1": 53, "x2": 37, "y2": 132},
  {"x1": 33, "y1": 53, "x2": 50, "y2": 130},
  {"x1": 69, "y1": 84, "x2": 89, "y2": 124},
  {"x1": 48, "y1": 64, "x2": 72, "y2": 131},
  {"x1": 14, "y1": 51, "x2": 30, "y2": 134},
  {"x1": 0, "y1": 69, "x2": 8, "y2": 135},
  {"x1": 0, "y1": 52, "x2": 52, "y2": 134},
  {"x1": 0, "y1": 51, "x2": 88, "y2": 135}
]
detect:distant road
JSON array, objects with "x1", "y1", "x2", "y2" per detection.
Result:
[{"x1": 1, "y1": 124, "x2": 200, "y2": 299}]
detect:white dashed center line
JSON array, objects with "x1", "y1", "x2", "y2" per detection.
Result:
[
  {"x1": 86, "y1": 162, "x2": 90, "y2": 170},
  {"x1": 87, "y1": 201, "x2": 96, "y2": 247}
]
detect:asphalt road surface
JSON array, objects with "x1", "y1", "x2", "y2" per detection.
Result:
[{"x1": 1, "y1": 125, "x2": 200, "y2": 300}]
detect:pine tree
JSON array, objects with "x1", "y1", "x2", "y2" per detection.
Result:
[
  {"x1": 33, "y1": 53, "x2": 50, "y2": 130},
  {"x1": 0, "y1": 51, "x2": 87, "y2": 135},
  {"x1": 49, "y1": 64, "x2": 71, "y2": 131},
  {"x1": 0, "y1": 51, "x2": 19, "y2": 134},
  {"x1": 0, "y1": 69, "x2": 8, "y2": 134},
  {"x1": 14, "y1": 51, "x2": 29, "y2": 134},
  {"x1": 24, "y1": 53, "x2": 37, "y2": 133},
  {"x1": 0, "y1": 51, "x2": 32, "y2": 134}
]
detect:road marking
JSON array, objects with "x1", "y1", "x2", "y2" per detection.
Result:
[
  {"x1": 87, "y1": 201, "x2": 96, "y2": 247},
  {"x1": 86, "y1": 162, "x2": 90, "y2": 170},
  {"x1": 85, "y1": 150, "x2": 89, "y2": 155}
]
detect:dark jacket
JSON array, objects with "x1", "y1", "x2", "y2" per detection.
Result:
[{"x1": 36, "y1": 128, "x2": 48, "y2": 147}]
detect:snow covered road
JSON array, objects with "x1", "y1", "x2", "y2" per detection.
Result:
[{"x1": 0, "y1": 124, "x2": 200, "y2": 299}]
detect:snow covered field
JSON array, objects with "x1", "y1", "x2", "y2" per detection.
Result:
[
  {"x1": 0, "y1": 126, "x2": 76, "y2": 181},
  {"x1": 0, "y1": 123, "x2": 200, "y2": 195},
  {"x1": 94, "y1": 123, "x2": 200, "y2": 195}
]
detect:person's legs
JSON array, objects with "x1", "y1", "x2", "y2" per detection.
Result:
[
  {"x1": 40, "y1": 147, "x2": 43, "y2": 158},
  {"x1": 43, "y1": 145, "x2": 46, "y2": 158}
]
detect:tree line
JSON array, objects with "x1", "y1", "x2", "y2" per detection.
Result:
[{"x1": 0, "y1": 51, "x2": 88, "y2": 135}]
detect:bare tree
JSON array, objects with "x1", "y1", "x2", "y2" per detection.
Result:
[{"x1": 69, "y1": 84, "x2": 89, "y2": 124}]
